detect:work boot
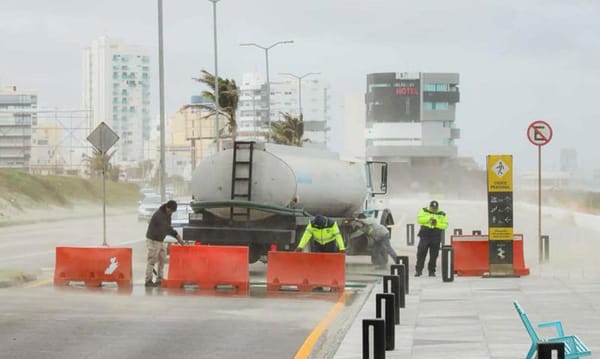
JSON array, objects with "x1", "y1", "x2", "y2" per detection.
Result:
[
  {"x1": 145, "y1": 280, "x2": 157, "y2": 288},
  {"x1": 429, "y1": 272, "x2": 436, "y2": 277},
  {"x1": 414, "y1": 272, "x2": 422, "y2": 277}
]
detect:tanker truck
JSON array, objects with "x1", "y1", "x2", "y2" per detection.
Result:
[{"x1": 183, "y1": 141, "x2": 394, "y2": 263}]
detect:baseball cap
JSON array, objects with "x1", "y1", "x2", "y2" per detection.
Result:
[
  {"x1": 311, "y1": 215, "x2": 327, "y2": 228},
  {"x1": 429, "y1": 200, "x2": 439, "y2": 209}
]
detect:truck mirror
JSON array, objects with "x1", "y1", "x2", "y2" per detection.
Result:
[{"x1": 367, "y1": 161, "x2": 388, "y2": 195}]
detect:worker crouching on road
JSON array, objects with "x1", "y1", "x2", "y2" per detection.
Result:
[
  {"x1": 352, "y1": 213, "x2": 398, "y2": 270},
  {"x1": 296, "y1": 215, "x2": 346, "y2": 253},
  {"x1": 145, "y1": 200, "x2": 183, "y2": 287},
  {"x1": 415, "y1": 200, "x2": 448, "y2": 277}
]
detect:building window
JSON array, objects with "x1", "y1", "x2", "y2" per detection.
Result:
[
  {"x1": 424, "y1": 102, "x2": 449, "y2": 110},
  {"x1": 424, "y1": 83, "x2": 449, "y2": 92}
]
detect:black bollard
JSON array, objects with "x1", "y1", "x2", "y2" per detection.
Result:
[
  {"x1": 472, "y1": 230, "x2": 482, "y2": 235},
  {"x1": 383, "y1": 275, "x2": 402, "y2": 324},
  {"x1": 406, "y1": 223, "x2": 415, "y2": 246},
  {"x1": 441, "y1": 245, "x2": 454, "y2": 282},
  {"x1": 389, "y1": 264, "x2": 406, "y2": 308},
  {"x1": 375, "y1": 293, "x2": 395, "y2": 350},
  {"x1": 453, "y1": 228, "x2": 463, "y2": 235},
  {"x1": 362, "y1": 319, "x2": 386, "y2": 359},
  {"x1": 395, "y1": 256, "x2": 409, "y2": 294},
  {"x1": 537, "y1": 342, "x2": 565, "y2": 359}
]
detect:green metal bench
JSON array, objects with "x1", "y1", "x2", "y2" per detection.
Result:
[{"x1": 513, "y1": 300, "x2": 591, "y2": 359}]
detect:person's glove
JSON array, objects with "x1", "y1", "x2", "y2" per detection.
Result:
[
  {"x1": 295, "y1": 247, "x2": 303, "y2": 252},
  {"x1": 429, "y1": 218, "x2": 437, "y2": 226}
]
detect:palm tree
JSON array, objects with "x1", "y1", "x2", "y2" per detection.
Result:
[
  {"x1": 190, "y1": 70, "x2": 239, "y2": 141},
  {"x1": 271, "y1": 113, "x2": 309, "y2": 147}
]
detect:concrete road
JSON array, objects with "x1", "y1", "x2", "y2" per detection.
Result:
[{"x1": 0, "y1": 210, "x2": 371, "y2": 359}]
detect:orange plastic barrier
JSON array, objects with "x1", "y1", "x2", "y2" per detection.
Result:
[
  {"x1": 54, "y1": 247, "x2": 132, "y2": 288},
  {"x1": 266, "y1": 252, "x2": 345, "y2": 291},
  {"x1": 512, "y1": 236, "x2": 530, "y2": 276},
  {"x1": 161, "y1": 245, "x2": 249, "y2": 291},
  {"x1": 451, "y1": 234, "x2": 530, "y2": 276}
]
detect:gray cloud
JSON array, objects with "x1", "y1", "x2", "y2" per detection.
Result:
[{"x1": 1, "y1": 0, "x2": 598, "y2": 173}]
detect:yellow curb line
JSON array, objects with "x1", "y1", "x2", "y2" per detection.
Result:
[
  {"x1": 23, "y1": 277, "x2": 53, "y2": 288},
  {"x1": 294, "y1": 290, "x2": 349, "y2": 359}
]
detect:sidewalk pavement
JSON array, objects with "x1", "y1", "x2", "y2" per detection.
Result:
[{"x1": 334, "y1": 264, "x2": 600, "y2": 358}]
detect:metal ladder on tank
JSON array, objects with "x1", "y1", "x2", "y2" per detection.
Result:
[{"x1": 230, "y1": 141, "x2": 255, "y2": 222}]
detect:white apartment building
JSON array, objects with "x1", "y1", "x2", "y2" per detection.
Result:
[
  {"x1": 237, "y1": 72, "x2": 330, "y2": 148},
  {"x1": 82, "y1": 36, "x2": 151, "y2": 165},
  {"x1": 0, "y1": 86, "x2": 37, "y2": 170}
]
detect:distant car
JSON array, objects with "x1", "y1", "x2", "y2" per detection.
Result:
[
  {"x1": 164, "y1": 204, "x2": 192, "y2": 255},
  {"x1": 137, "y1": 195, "x2": 162, "y2": 222},
  {"x1": 140, "y1": 187, "x2": 157, "y2": 197}
]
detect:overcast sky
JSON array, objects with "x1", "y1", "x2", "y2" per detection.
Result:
[{"x1": 1, "y1": 0, "x2": 598, "y2": 173}]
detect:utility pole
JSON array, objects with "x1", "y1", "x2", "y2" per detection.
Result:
[{"x1": 240, "y1": 40, "x2": 294, "y2": 142}]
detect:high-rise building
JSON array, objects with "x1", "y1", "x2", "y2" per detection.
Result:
[
  {"x1": 167, "y1": 96, "x2": 219, "y2": 180},
  {"x1": 0, "y1": 86, "x2": 37, "y2": 170},
  {"x1": 82, "y1": 36, "x2": 151, "y2": 164},
  {"x1": 237, "y1": 72, "x2": 330, "y2": 148},
  {"x1": 365, "y1": 72, "x2": 460, "y2": 164}
]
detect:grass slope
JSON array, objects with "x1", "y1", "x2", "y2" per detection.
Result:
[{"x1": 0, "y1": 169, "x2": 141, "y2": 210}]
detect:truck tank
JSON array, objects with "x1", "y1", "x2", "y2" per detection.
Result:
[{"x1": 191, "y1": 143, "x2": 367, "y2": 220}]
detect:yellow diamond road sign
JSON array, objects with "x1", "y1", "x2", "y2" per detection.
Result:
[{"x1": 87, "y1": 122, "x2": 119, "y2": 153}]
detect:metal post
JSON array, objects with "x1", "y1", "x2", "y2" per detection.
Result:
[
  {"x1": 389, "y1": 264, "x2": 405, "y2": 308},
  {"x1": 394, "y1": 256, "x2": 409, "y2": 294},
  {"x1": 453, "y1": 228, "x2": 463, "y2": 235},
  {"x1": 240, "y1": 41, "x2": 294, "y2": 142},
  {"x1": 362, "y1": 319, "x2": 386, "y2": 359},
  {"x1": 209, "y1": 0, "x2": 220, "y2": 152},
  {"x1": 298, "y1": 76, "x2": 302, "y2": 116},
  {"x1": 538, "y1": 145, "x2": 542, "y2": 264},
  {"x1": 157, "y1": 0, "x2": 166, "y2": 202},
  {"x1": 541, "y1": 235, "x2": 550, "y2": 262},
  {"x1": 537, "y1": 342, "x2": 565, "y2": 359},
  {"x1": 264, "y1": 48, "x2": 270, "y2": 141},
  {"x1": 441, "y1": 245, "x2": 454, "y2": 282},
  {"x1": 406, "y1": 223, "x2": 415, "y2": 246},
  {"x1": 102, "y1": 153, "x2": 107, "y2": 247},
  {"x1": 472, "y1": 230, "x2": 482, "y2": 235},
  {"x1": 375, "y1": 293, "x2": 396, "y2": 350},
  {"x1": 383, "y1": 275, "x2": 402, "y2": 324},
  {"x1": 280, "y1": 72, "x2": 320, "y2": 118}
]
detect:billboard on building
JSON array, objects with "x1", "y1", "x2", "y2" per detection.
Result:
[{"x1": 367, "y1": 74, "x2": 420, "y2": 123}]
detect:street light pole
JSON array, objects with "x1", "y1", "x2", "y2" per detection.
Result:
[
  {"x1": 240, "y1": 40, "x2": 294, "y2": 142},
  {"x1": 280, "y1": 72, "x2": 320, "y2": 118},
  {"x1": 157, "y1": 0, "x2": 166, "y2": 202},
  {"x1": 208, "y1": 0, "x2": 220, "y2": 152}
]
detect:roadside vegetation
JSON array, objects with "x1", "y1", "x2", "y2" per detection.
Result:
[{"x1": 0, "y1": 169, "x2": 142, "y2": 211}]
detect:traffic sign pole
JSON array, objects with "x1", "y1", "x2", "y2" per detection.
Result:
[
  {"x1": 87, "y1": 122, "x2": 119, "y2": 247},
  {"x1": 526, "y1": 120, "x2": 552, "y2": 264},
  {"x1": 537, "y1": 145, "x2": 542, "y2": 264}
]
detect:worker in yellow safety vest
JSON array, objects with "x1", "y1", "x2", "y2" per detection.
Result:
[
  {"x1": 415, "y1": 200, "x2": 448, "y2": 277},
  {"x1": 295, "y1": 215, "x2": 346, "y2": 253}
]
